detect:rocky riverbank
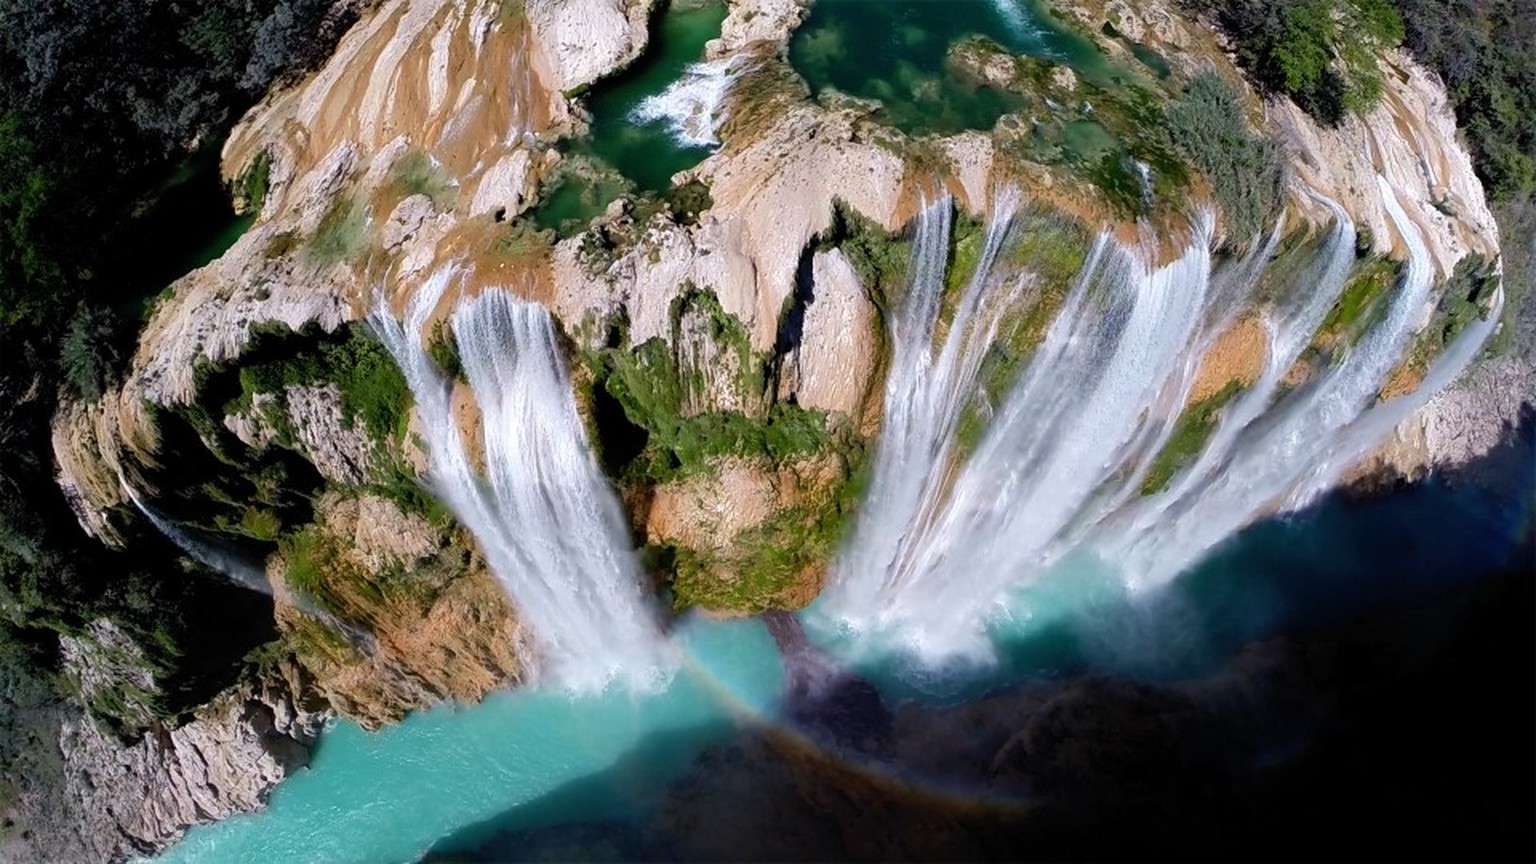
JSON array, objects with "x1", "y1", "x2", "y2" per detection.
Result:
[{"x1": 10, "y1": 659, "x2": 328, "y2": 862}]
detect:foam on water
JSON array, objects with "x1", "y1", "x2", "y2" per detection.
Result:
[{"x1": 630, "y1": 56, "x2": 744, "y2": 149}]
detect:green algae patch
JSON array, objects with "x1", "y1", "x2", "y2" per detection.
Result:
[
  {"x1": 1140, "y1": 380, "x2": 1245, "y2": 495},
  {"x1": 1320, "y1": 256, "x2": 1401, "y2": 345}
]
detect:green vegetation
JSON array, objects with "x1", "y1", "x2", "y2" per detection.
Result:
[
  {"x1": 1320, "y1": 256, "x2": 1402, "y2": 343},
  {"x1": 1391, "y1": 0, "x2": 1535, "y2": 201},
  {"x1": 0, "y1": 626, "x2": 65, "y2": 815},
  {"x1": 666, "y1": 450, "x2": 868, "y2": 612},
  {"x1": 1008, "y1": 213, "x2": 1093, "y2": 289},
  {"x1": 280, "y1": 524, "x2": 439, "y2": 625},
  {"x1": 578, "y1": 283, "x2": 865, "y2": 612},
  {"x1": 946, "y1": 215, "x2": 987, "y2": 294},
  {"x1": 427, "y1": 320, "x2": 465, "y2": 384},
  {"x1": 224, "y1": 323, "x2": 411, "y2": 446},
  {"x1": 1140, "y1": 380, "x2": 1246, "y2": 495},
  {"x1": 1167, "y1": 72, "x2": 1285, "y2": 244},
  {"x1": 1394, "y1": 252, "x2": 1501, "y2": 377},
  {"x1": 238, "y1": 151, "x2": 272, "y2": 215},
  {"x1": 306, "y1": 195, "x2": 370, "y2": 266},
  {"x1": 825, "y1": 200, "x2": 911, "y2": 312},
  {"x1": 572, "y1": 180, "x2": 718, "y2": 271},
  {"x1": 58, "y1": 305, "x2": 126, "y2": 402},
  {"x1": 588, "y1": 320, "x2": 835, "y2": 484},
  {"x1": 1192, "y1": 0, "x2": 1405, "y2": 124},
  {"x1": 954, "y1": 215, "x2": 1091, "y2": 456}
]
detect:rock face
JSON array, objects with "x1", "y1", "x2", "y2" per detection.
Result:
[
  {"x1": 780, "y1": 249, "x2": 878, "y2": 417},
  {"x1": 225, "y1": 382, "x2": 378, "y2": 484},
  {"x1": 267, "y1": 493, "x2": 530, "y2": 728},
  {"x1": 525, "y1": 0, "x2": 653, "y2": 91},
  {"x1": 1270, "y1": 49, "x2": 1500, "y2": 277},
  {"x1": 549, "y1": 94, "x2": 909, "y2": 357},
  {"x1": 15, "y1": 660, "x2": 329, "y2": 863},
  {"x1": 706, "y1": 0, "x2": 810, "y2": 58},
  {"x1": 57, "y1": 620, "x2": 164, "y2": 732}
]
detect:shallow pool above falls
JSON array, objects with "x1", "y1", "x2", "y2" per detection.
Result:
[
  {"x1": 788, "y1": 0, "x2": 1103, "y2": 134},
  {"x1": 577, "y1": 0, "x2": 728, "y2": 192}
]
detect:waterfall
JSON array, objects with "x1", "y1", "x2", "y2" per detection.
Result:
[
  {"x1": 120, "y1": 480, "x2": 271, "y2": 595},
  {"x1": 631, "y1": 57, "x2": 745, "y2": 148},
  {"x1": 822, "y1": 181, "x2": 1498, "y2": 664},
  {"x1": 1109, "y1": 177, "x2": 1447, "y2": 590},
  {"x1": 372, "y1": 267, "x2": 669, "y2": 691}
]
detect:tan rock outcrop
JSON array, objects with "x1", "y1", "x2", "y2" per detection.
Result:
[
  {"x1": 781, "y1": 249, "x2": 879, "y2": 417},
  {"x1": 706, "y1": 0, "x2": 809, "y2": 58},
  {"x1": 268, "y1": 494, "x2": 528, "y2": 728}
]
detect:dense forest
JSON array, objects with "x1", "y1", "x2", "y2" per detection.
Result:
[{"x1": 0, "y1": 0, "x2": 357, "y2": 805}]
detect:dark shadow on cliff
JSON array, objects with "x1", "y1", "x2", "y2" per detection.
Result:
[{"x1": 426, "y1": 413, "x2": 1534, "y2": 862}]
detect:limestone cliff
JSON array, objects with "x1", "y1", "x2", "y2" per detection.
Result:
[{"x1": 12, "y1": 659, "x2": 328, "y2": 862}]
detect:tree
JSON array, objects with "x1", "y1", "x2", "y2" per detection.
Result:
[{"x1": 58, "y1": 305, "x2": 122, "y2": 402}]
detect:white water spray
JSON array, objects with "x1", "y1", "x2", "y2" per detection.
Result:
[
  {"x1": 632, "y1": 57, "x2": 745, "y2": 149},
  {"x1": 372, "y1": 267, "x2": 669, "y2": 691},
  {"x1": 823, "y1": 179, "x2": 1499, "y2": 664}
]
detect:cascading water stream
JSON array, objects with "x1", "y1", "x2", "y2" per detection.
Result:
[
  {"x1": 1108, "y1": 196, "x2": 1356, "y2": 540},
  {"x1": 823, "y1": 191, "x2": 1026, "y2": 647},
  {"x1": 1110, "y1": 176, "x2": 1453, "y2": 590},
  {"x1": 632, "y1": 56, "x2": 745, "y2": 148},
  {"x1": 822, "y1": 179, "x2": 1499, "y2": 665},
  {"x1": 119, "y1": 479, "x2": 271, "y2": 595},
  {"x1": 824, "y1": 191, "x2": 1219, "y2": 659},
  {"x1": 372, "y1": 267, "x2": 669, "y2": 691}
]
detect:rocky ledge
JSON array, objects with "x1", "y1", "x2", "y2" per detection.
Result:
[{"x1": 12, "y1": 659, "x2": 330, "y2": 862}]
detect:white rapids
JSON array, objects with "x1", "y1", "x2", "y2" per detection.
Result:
[
  {"x1": 821, "y1": 183, "x2": 1500, "y2": 665},
  {"x1": 372, "y1": 266, "x2": 670, "y2": 691},
  {"x1": 631, "y1": 57, "x2": 745, "y2": 149}
]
